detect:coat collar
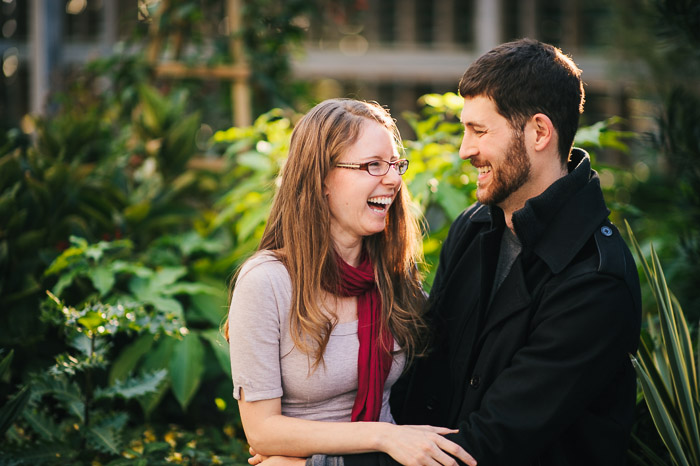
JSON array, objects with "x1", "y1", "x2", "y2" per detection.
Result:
[{"x1": 468, "y1": 148, "x2": 610, "y2": 274}]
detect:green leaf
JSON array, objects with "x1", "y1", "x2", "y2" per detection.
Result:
[
  {"x1": 4, "y1": 442, "x2": 76, "y2": 463},
  {"x1": 22, "y1": 408, "x2": 61, "y2": 441},
  {"x1": 139, "y1": 85, "x2": 169, "y2": 134},
  {"x1": 32, "y1": 374, "x2": 85, "y2": 422},
  {"x1": 0, "y1": 348, "x2": 13, "y2": 377},
  {"x1": 625, "y1": 222, "x2": 700, "y2": 465},
  {"x1": 238, "y1": 150, "x2": 273, "y2": 172},
  {"x1": 236, "y1": 204, "x2": 269, "y2": 242},
  {"x1": 129, "y1": 276, "x2": 184, "y2": 317},
  {"x1": 109, "y1": 334, "x2": 155, "y2": 385},
  {"x1": 164, "y1": 281, "x2": 221, "y2": 297},
  {"x1": 632, "y1": 354, "x2": 691, "y2": 466},
  {"x1": 97, "y1": 369, "x2": 167, "y2": 400},
  {"x1": 44, "y1": 246, "x2": 86, "y2": 276},
  {"x1": 0, "y1": 385, "x2": 31, "y2": 437},
  {"x1": 200, "y1": 328, "x2": 231, "y2": 378},
  {"x1": 91, "y1": 265, "x2": 116, "y2": 297},
  {"x1": 138, "y1": 378, "x2": 170, "y2": 417},
  {"x1": 140, "y1": 337, "x2": 175, "y2": 372},
  {"x1": 87, "y1": 423, "x2": 123, "y2": 455},
  {"x1": 78, "y1": 310, "x2": 104, "y2": 331},
  {"x1": 435, "y1": 180, "x2": 469, "y2": 220},
  {"x1": 152, "y1": 266, "x2": 188, "y2": 288},
  {"x1": 169, "y1": 333, "x2": 205, "y2": 409},
  {"x1": 190, "y1": 290, "x2": 228, "y2": 326},
  {"x1": 124, "y1": 200, "x2": 151, "y2": 223}
]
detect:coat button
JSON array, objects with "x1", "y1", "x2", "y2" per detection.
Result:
[
  {"x1": 469, "y1": 375, "x2": 480, "y2": 389},
  {"x1": 601, "y1": 226, "x2": 613, "y2": 237}
]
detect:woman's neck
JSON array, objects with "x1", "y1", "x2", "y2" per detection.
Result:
[{"x1": 333, "y1": 240, "x2": 363, "y2": 267}]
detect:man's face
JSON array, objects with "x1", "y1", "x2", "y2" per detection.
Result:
[{"x1": 459, "y1": 96, "x2": 531, "y2": 207}]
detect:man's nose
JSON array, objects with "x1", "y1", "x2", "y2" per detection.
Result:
[{"x1": 459, "y1": 133, "x2": 478, "y2": 160}]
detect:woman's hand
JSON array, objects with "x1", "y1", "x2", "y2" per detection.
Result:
[
  {"x1": 378, "y1": 424, "x2": 476, "y2": 466},
  {"x1": 251, "y1": 453, "x2": 305, "y2": 466},
  {"x1": 249, "y1": 446, "x2": 268, "y2": 465}
]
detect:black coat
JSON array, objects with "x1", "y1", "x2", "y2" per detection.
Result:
[{"x1": 348, "y1": 149, "x2": 642, "y2": 466}]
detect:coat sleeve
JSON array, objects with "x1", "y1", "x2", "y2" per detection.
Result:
[{"x1": 446, "y1": 271, "x2": 640, "y2": 465}]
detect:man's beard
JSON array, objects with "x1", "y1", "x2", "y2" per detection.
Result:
[{"x1": 477, "y1": 130, "x2": 531, "y2": 206}]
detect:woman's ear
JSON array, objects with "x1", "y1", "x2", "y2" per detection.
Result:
[{"x1": 530, "y1": 113, "x2": 555, "y2": 152}]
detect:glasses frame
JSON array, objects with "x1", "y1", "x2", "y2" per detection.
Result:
[{"x1": 335, "y1": 158, "x2": 409, "y2": 176}]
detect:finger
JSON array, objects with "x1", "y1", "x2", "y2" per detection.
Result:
[
  {"x1": 436, "y1": 437, "x2": 477, "y2": 466},
  {"x1": 250, "y1": 447, "x2": 257, "y2": 456},
  {"x1": 431, "y1": 447, "x2": 458, "y2": 466},
  {"x1": 410, "y1": 425, "x2": 456, "y2": 434}
]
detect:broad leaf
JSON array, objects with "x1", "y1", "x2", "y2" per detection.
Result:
[
  {"x1": 109, "y1": 334, "x2": 155, "y2": 385},
  {"x1": 169, "y1": 333, "x2": 205, "y2": 409},
  {"x1": 96, "y1": 369, "x2": 167, "y2": 400},
  {"x1": 201, "y1": 328, "x2": 232, "y2": 378}
]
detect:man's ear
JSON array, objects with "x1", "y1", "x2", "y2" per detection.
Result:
[{"x1": 530, "y1": 113, "x2": 555, "y2": 152}]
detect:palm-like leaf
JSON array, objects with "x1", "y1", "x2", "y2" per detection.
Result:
[{"x1": 626, "y1": 221, "x2": 700, "y2": 466}]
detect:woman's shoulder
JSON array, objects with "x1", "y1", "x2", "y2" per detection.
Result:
[{"x1": 237, "y1": 250, "x2": 290, "y2": 285}]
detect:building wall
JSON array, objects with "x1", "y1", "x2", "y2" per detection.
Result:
[
  {"x1": 292, "y1": 0, "x2": 637, "y2": 137},
  {"x1": 0, "y1": 0, "x2": 645, "y2": 141}
]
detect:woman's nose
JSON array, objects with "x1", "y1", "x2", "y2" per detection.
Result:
[{"x1": 382, "y1": 164, "x2": 402, "y2": 186}]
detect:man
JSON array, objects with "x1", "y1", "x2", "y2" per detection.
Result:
[{"x1": 345, "y1": 38, "x2": 642, "y2": 466}]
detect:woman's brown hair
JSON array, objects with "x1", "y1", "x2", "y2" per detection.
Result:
[{"x1": 225, "y1": 98, "x2": 427, "y2": 368}]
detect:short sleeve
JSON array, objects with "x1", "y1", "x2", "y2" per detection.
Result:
[{"x1": 228, "y1": 253, "x2": 290, "y2": 402}]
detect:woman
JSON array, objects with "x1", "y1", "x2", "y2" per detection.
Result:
[{"x1": 226, "y1": 99, "x2": 475, "y2": 466}]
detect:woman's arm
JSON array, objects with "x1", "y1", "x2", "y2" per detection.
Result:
[{"x1": 238, "y1": 390, "x2": 476, "y2": 466}]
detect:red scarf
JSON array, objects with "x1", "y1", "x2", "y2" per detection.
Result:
[{"x1": 334, "y1": 254, "x2": 394, "y2": 422}]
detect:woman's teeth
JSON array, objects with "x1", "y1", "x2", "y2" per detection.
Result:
[{"x1": 367, "y1": 196, "x2": 392, "y2": 211}]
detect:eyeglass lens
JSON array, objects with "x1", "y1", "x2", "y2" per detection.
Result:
[{"x1": 368, "y1": 160, "x2": 408, "y2": 176}]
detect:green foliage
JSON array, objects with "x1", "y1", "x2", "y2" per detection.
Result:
[
  {"x1": 41, "y1": 234, "x2": 230, "y2": 412},
  {"x1": 400, "y1": 93, "x2": 475, "y2": 286},
  {"x1": 626, "y1": 222, "x2": 700, "y2": 466},
  {"x1": 0, "y1": 351, "x2": 31, "y2": 438},
  {"x1": 0, "y1": 292, "x2": 171, "y2": 462},
  {"x1": 211, "y1": 109, "x2": 294, "y2": 269},
  {"x1": 612, "y1": 0, "x2": 700, "y2": 321}
]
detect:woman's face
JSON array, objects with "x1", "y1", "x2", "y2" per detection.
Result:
[{"x1": 324, "y1": 120, "x2": 402, "y2": 250}]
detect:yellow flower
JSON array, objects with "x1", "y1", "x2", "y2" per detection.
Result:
[
  {"x1": 165, "y1": 431, "x2": 177, "y2": 447},
  {"x1": 144, "y1": 429, "x2": 156, "y2": 443}
]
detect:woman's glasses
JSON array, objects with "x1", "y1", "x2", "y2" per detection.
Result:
[{"x1": 335, "y1": 159, "x2": 409, "y2": 176}]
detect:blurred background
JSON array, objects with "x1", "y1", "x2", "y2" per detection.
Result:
[
  {"x1": 0, "y1": 0, "x2": 656, "y2": 137},
  {"x1": 0, "y1": 1, "x2": 698, "y2": 465}
]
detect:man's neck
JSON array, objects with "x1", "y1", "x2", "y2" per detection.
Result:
[{"x1": 501, "y1": 163, "x2": 569, "y2": 231}]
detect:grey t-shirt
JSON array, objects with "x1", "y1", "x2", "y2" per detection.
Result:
[
  {"x1": 488, "y1": 227, "x2": 522, "y2": 306},
  {"x1": 228, "y1": 251, "x2": 405, "y2": 423}
]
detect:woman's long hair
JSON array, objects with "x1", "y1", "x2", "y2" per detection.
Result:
[{"x1": 225, "y1": 98, "x2": 428, "y2": 368}]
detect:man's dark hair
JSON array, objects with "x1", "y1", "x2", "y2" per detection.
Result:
[{"x1": 458, "y1": 38, "x2": 585, "y2": 163}]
